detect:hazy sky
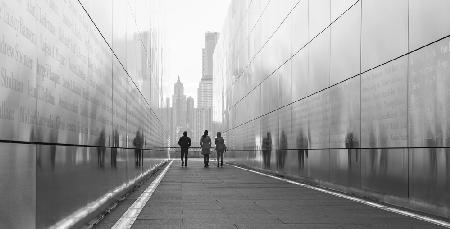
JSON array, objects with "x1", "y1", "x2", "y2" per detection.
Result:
[{"x1": 160, "y1": 0, "x2": 231, "y2": 106}]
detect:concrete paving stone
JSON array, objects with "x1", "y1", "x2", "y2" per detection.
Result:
[
  {"x1": 181, "y1": 223, "x2": 236, "y2": 229},
  {"x1": 181, "y1": 209, "x2": 227, "y2": 216},
  {"x1": 227, "y1": 215, "x2": 282, "y2": 224},
  {"x1": 235, "y1": 223, "x2": 344, "y2": 229},
  {"x1": 131, "y1": 219, "x2": 182, "y2": 229},
  {"x1": 182, "y1": 216, "x2": 232, "y2": 224},
  {"x1": 137, "y1": 208, "x2": 182, "y2": 220}
]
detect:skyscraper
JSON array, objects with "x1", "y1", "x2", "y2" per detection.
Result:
[
  {"x1": 172, "y1": 76, "x2": 187, "y2": 143},
  {"x1": 195, "y1": 32, "x2": 219, "y2": 143},
  {"x1": 198, "y1": 32, "x2": 219, "y2": 109},
  {"x1": 186, "y1": 96, "x2": 195, "y2": 134}
]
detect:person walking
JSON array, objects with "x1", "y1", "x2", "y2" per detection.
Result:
[
  {"x1": 200, "y1": 130, "x2": 211, "y2": 168},
  {"x1": 178, "y1": 131, "x2": 191, "y2": 167},
  {"x1": 215, "y1": 132, "x2": 226, "y2": 167}
]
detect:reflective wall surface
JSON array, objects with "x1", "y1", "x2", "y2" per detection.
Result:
[
  {"x1": 213, "y1": 0, "x2": 450, "y2": 218},
  {"x1": 0, "y1": 0, "x2": 167, "y2": 228}
]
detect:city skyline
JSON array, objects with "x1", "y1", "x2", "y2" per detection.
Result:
[{"x1": 160, "y1": 0, "x2": 230, "y2": 103}]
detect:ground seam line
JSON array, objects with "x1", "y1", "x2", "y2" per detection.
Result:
[
  {"x1": 112, "y1": 160, "x2": 173, "y2": 229},
  {"x1": 230, "y1": 164, "x2": 450, "y2": 228}
]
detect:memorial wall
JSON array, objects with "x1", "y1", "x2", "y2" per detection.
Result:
[
  {"x1": 0, "y1": 0, "x2": 167, "y2": 228},
  {"x1": 214, "y1": 0, "x2": 450, "y2": 218}
]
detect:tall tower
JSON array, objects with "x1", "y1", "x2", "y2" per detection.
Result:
[
  {"x1": 172, "y1": 76, "x2": 187, "y2": 144},
  {"x1": 198, "y1": 32, "x2": 219, "y2": 108}
]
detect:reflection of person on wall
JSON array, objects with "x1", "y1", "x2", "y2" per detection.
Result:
[
  {"x1": 345, "y1": 133, "x2": 355, "y2": 168},
  {"x1": 49, "y1": 128, "x2": 58, "y2": 171},
  {"x1": 97, "y1": 129, "x2": 106, "y2": 168},
  {"x1": 178, "y1": 131, "x2": 191, "y2": 167},
  {"x1": 368, "y1": 127, "x2": 377, "y2": 173},
  {"x1": 133, "y1": 130, "x2": 143, "y2": 167},
  {"x1": 111, "y1": 129, "x2": 119, "y2": 168},
  {"x1": 379, "y1": 133, "x2": 388, "y2": 176},
  {"x1": 32, "y1": 127, "x2": 43, "y2": 169},
  {"x1": 200, "y1": 130, "x2": 211, "y2": 168},
  {"x1": 262, "y1": 132, "x2": 272, "y2": 169},
  {"x1": 446, "y1": 128, "x2": 450, "y2": 193},
  {"x1": 425, "y1": 129, "x2": 439, "y2": 194},
  {"x1": 297, "y1": 131, "x2": 308, "y2": 171},
  {"x1": 277, "y1": 131, "x2": 287, "y2": 170},
  {"x1": 215, "y1": 132, "x2": 226, "y2": 167}
]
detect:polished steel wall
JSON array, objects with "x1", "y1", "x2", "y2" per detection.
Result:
[
  {"x1": 213, "y1": 0, "x2": 450, "y2": 218},
  {"x1": 0, "y1": 0, "x2": 167, "y2": 228}
]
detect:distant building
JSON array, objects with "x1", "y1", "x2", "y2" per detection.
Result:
[
  {"x1": 198, "y1": 32, "x2": 219, "y2": 109},
  {"x1": 202, "y1": 32, "x2": 219, "y2": 79},
  {"x1": 186, "y1": 96, "x2": 195, "y2": 135},
  {"x1": 194, "y1": 32, "x2": 219, "y2": 140},
  {"x1": 171, "y1": 76, "x2": 187, "y2": 144},
  {"x1": 160, "y1": 97, "x2": 172, "y2": 145}
]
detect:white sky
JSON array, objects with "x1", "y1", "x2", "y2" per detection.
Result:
[{"x1": 160, "y1": 0, "x2": 231, "y2": 106}]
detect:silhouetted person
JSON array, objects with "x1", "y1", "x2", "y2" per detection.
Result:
[
  {"x1": 133, "y1": 130, "x2": 143, "y2": 167},
  {"x1": 277, "y1": 131, "x2": 287, "y2": 170},
  {"x1": 111, "y1": 129, "x2": 119, "y2": 168},
  {"x1": 200, "y1": 130, "x2": 211, "y2": 168},
  {"x1": 178, "y1": 131, "x2": 191, "y2": 167},
  {"x1": 215, "y1": 132, "x2": 226, "y2": 167},
  {"x1": 97, "y1": 129, "x2": 106, "y2": 168},
  {"x1": 262, "y1": 132, "x2": 272, "y2": 169},
  {"x1": 297, "y1": 131, "x2": 308, "y2": 170}
]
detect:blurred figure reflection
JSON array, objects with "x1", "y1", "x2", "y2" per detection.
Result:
[
  {"x1": 297, "y1": 131, "x2": 308, "y2": 171},
  {"x1": 111, "y1": 129, "x2": 119, "y2": 168},
  {"x1": 262, "y1": 132, "x2": 272, "y2": 169},
  {"x1": 97, "y1": 129, "x2": 106, "y2": 168},
  {"x1": 345, "y1": 132, "x2": 359, "y2": 168},
  {"x1": 446, "y1": 128, "x2": 450, "y2": 193},
  {"x1": 379, "y1": 133, "x2": 388, "y2": 176},
  {"x1": 32, "y1": 127, "x2": 43, "y2": 169},
  {"x1": 277, "y1": 131, "x2": 287, "y2": 170},
  {"x1": 369, "y1": 129, "x2": 377, "y2": 174},
  {"x1": 425, "y1": 129, "x2": 439, "y2": 196},
  {"x1": 133, "y1": 129, "x2": 144, "y2": 167},
  {"x1": 49, "y1": 128, "x2": 58, "y2": 171}
]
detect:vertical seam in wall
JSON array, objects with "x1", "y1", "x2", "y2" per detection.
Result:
[
  {"x1": 328, "y1": 0, "x2": 332, "y2": 179},
  {"x1": 111, "y1": 0, "x2": 114, "y2": 149},
  {"x1": 406, "y1": 0, "x2": 411, "y2": 199},
  {"x1": 359, "y1": 0, "x2": 363, "y2": 183}
]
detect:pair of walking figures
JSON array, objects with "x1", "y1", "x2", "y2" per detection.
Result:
[{"x1": 178, "y1": 130, "x2": 227, "y2": 167}]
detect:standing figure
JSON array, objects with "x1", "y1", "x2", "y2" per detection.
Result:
[
  {"x1": 262, "y1": 132, "x2": 272, "y2": 169},
  {"x1": 215, "y1": 132, "x2": 227, "y2": 167},
  {"x1": 178, "y1": 131, "x2": 191, "y2": 167},
  {"x1": 200, "y1": 130, "x2": 212, "y2": 168}
]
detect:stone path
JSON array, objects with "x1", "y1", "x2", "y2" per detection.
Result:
[{"x1": 126, "y1": 159, "x2": 444, "y2": 229}]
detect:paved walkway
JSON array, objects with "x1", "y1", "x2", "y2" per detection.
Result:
[{"x1": 126, "y1": 160, "x2": 443, "y2": 229}]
